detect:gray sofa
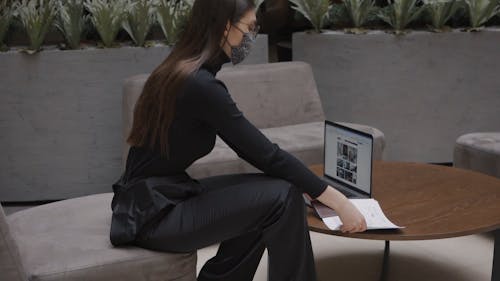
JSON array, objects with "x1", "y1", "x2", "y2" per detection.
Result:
[
  {"x1": 0, "y1": 61, "x2": 386, "y2": 281},
  {"x1": 122, "y1": 61, "x2": 386, "y2": 176},
  {"x1": 0, "y1": 195, "x2": 196, "y2": 281}
]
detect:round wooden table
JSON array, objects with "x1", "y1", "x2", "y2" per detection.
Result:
[{"x1": 308, "y1": 161, "x2": 500, "y2": 281}]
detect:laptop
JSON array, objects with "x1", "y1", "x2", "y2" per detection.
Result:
[{"x1": 320, "y1": 120, "x2": 374, "y2": 199}]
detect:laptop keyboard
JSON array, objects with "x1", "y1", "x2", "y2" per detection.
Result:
[
  {"x1": 323, "y1": 177, "x2": 360, "y2": 198},
  {"x1": 338, "y1": 186, "x2": 357, "y2": 198}
]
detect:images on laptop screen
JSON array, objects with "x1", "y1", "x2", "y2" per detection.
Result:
[{"x1": 324, "y1": 122, "x2": 373, "y2": 194}]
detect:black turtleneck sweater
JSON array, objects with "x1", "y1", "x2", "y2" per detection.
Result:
[{"x1": 120, "y1": 49, "x2": 329, "y2": 199}]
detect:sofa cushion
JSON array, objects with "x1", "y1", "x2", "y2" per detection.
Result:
[
  {"x1": 186, "y1": 121, "x2": 324, "y2": 178},
  {"x1": 121, "y1": 63, "x2": 386, "y2": 179},
  {"x1": 186, "y1": 121, "x2": 386, "y2": 179},
  {"x1": 217, "y1": 61, "x2": 325, "y2": 128},
  {"x1": 6, "y1": 193, "x2": 196, "y2": 281},
  {"x1": 454, "y1": 132, "x2": 500, "y2": 178},
  {"x1": 0, "y1": 205, "x2": 28, "y2": 281},
  {"x1": 121, "y1": 61, "x2": 325, "y2": 170},
  {"x1": 186, "y1": 122, "x2": 324, "y2": 178}
]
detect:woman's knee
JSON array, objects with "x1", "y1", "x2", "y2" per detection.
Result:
[
  {"x1": 260, "y1": 178, "x2": 304, "y2": 217},
  {"x1": 271, "y1": 178, "x2": 303, "y2": 202}
]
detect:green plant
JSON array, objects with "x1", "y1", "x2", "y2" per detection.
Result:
[
  {"x1": 84, "y1": 0, "x2": 129, "y2": 47},
  {"x1": 0, "y1": 0, "x2": 16, "y2": 47},
  {"x1": 327, "y1": 2, "x2": 350, "y2": 27},
  {"x1": 289, "y1": 0, "x2": 331, "y2": 32},
  {"x1": 155, "y1": 0, "x2": 191, "y2": 45},
  {"x1": 122, "y1": 0, "x2": 155, "y2": 46},
  {"x1": 423, "y1": 0, "x2": 460, "y2": 30},
  {"x1": 344, "y1": 0, "x2": 377, "y2": 28},
  {"x1": 55, "y1": 0, "x2": 86, "y2": 49},
  {"x1": 377, "y1": 0, "x2": 425, "y2": 33},
  {"x1": 14, "y1": 0, "x2": 58, "y2": 52},
  {"x1": 464, "y1": 0, "x2": 500, "y2": 28},
  {"x1": 366, "y1": 5, "x2": 386, "y2": 24}
]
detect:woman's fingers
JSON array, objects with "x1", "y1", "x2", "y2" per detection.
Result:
[
  {"x1": 340, "y1": 223, "x2": 357, "y2": 233},
  {"x1": 340, "y1": 219, "x2": 367, "y2": 233},
  {"x1": 358, "y1": 218, "x2": 367, "y2": 232}
]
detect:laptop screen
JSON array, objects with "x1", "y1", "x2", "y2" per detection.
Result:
[{"x1": 324, "y1": 122, "x2": 373, "y2": 195}]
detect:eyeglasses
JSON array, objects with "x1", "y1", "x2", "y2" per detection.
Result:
[{"x1": 233, "y1": 21, "x2": 260, "y2": 39}]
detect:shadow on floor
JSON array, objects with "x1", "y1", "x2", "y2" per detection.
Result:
[{"x1": 316, "y1": 250, "x2": 486, "y2": 281}]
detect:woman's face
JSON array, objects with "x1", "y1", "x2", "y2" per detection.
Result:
[{"x1": 221, "y1": 8, "x2": 258, "y2": 57}]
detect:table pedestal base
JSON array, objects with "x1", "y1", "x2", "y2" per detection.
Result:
[
  {"x1": 379, "y1": 230, "x2": 499, "y2": 281},
  {"x1": 379, "y1": 240, "x2": 390, "y2": 281}
]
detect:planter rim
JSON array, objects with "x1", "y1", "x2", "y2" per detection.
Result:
[
  {"x1": 1, "y1": 34, "x2": 269, "y2": 55},
  {"x1": 293, "y1": 26, "x2": 500, "y2": 36},
  {"x1": 0, "y1": 41, "x2": 174, "y2": 55}
]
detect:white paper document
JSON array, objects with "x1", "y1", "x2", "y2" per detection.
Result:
[{"x1": 312, "y1": 198, "x2": 405, "y2": 231}]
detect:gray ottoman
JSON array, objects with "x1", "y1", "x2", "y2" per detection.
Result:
[
  {"x1": 454, "y1": 132, "x2": 500, "y2": 178},
  {"x1": 0, "y1": 193, "x2": 196, "y2": 281}
]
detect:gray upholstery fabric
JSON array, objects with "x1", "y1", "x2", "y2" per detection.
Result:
[
  {"x1": 122, "y1": 74, "x2": 147, "y2": 171},
  {"x1": 0, "y1": 205, "x2": 28, "y2": 281},
  {"x1": 122, "y1": 61, "x2": 386, "y2": 177},
  {"x1": 216, "y1": 61, "x2": 325, "y2": 128},
  {"x1": 454, "y1": 132, "x2": 500, "y2": 178},
  {"x1": 186, "y1": 121, "x2": 325, "y2": 178},
  {"x1": 186, "y1": 121, "x2": 385, "y2": 178},
  {"x1": 121, "y1": 61, "x2": 325, "y2": 170},
  {"x1": 6, "y1": 193, "x2": 196, "y2": 281}
]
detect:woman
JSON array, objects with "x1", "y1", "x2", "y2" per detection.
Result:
[{"x1": 109, "y1": 0, "x2": 367, "y2": 280}]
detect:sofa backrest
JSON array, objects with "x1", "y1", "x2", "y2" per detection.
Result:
[
  {"x1": 121, "y1": 61, "x2": 325, "y2": 169},
  {"x1": 0, "y1": 205, "x2": 27, "y2": 281},
  {"x1": 216, "y1": 61, "x2": 325, "y2": 127}
]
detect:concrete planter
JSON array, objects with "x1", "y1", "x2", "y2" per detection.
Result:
[
  {"x1": 293, "y1": 29, "x2": 500, "y2": 163},
  {"x1": 0, "y1": 35, "x2": 268, "y2": 202}
]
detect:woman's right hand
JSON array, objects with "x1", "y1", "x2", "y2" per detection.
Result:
[
  {"x1": 335, "y1": 198, "x2": 367, "y2": 233},
  {"x1": 315, "y1": 185, "x2": 367, "y2": 233}
]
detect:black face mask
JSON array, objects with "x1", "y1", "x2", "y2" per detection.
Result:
[{"x1": 227, "y1": 25, "x2": 257, "y2": 65}]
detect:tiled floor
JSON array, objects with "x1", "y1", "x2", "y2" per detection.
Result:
[{"x1": 197, "y1": 231, "x2": 495, "y2": 281}]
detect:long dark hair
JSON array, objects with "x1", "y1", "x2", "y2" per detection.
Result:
[{"x1": 127, "y1": 0, "x2": 255, "y2": 158}]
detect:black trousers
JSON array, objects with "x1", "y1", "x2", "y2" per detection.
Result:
[{"x1": 134, "y1": 172, "x2": 317, "y2": 281}]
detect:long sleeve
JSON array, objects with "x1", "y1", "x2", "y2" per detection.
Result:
[{"x1": 185, "y1": 71, "x2": 328, "y2": 198}]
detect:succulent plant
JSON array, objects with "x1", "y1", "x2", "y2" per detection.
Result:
[
  {"x1": 344, "y1": 0, "x2": 377, "y2": 28},
  {"x1": 122, "y1": 0, "x2": 155, "y2": 46},
  {"x1": 377, "y1": 0, "x2": 425, "y2": 33},
  {"x1": 14, "y1": 0, "x2": 58, "y2": 52},
  {"x1": 327, "y1": 2, "x2": 350, "y2": 27},
  {"x1": 289, "y1": 0, "x2": 331, "y2": 33},
  {"x1": 154, "y1": 0, "x2": 191, "y2": 45},
  {"x1": 464, "y1": 0, "x2": 500, "y2": 28},
  {"x1": 422, "y1": 0, "x2": 460, "y2": 30},
  {"x1": 0, "y1": 0, "x2": 15, "y2": 47},
  {"x1": 84, "y1": 0, "x2": 129, "y2": 47},
  {"x1": 55, "y1": 0, "x2": 86, "y2": 49}
]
